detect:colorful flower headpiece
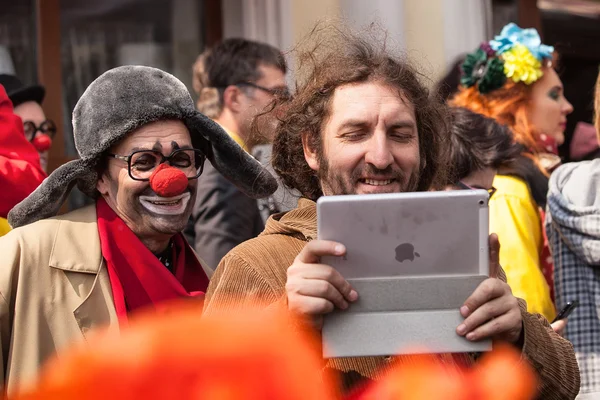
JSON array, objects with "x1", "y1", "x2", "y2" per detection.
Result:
[{"x1": 461, "y1": 23, "x2": 554, "y2": 94}]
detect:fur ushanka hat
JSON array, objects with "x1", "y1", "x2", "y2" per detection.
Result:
[{"x1": 8, "y1": 66, "x2": 277, "y2": 228}]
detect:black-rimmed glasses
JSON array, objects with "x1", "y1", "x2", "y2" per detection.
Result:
[
  {"x1": 23, "y1": 120, "x2": 57, "y2": 142},
  {"x1": 456, "y1": 181, "x2": 497, "y2": 200},
  {"x1": 234, "y1": 81, "x2": 291, "y2": 100},
  {"x1": 108, "y1": 149, "x2": 206, "y2": 181}
]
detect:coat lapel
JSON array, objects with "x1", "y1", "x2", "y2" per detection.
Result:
[
  {"x1": 48, "y1": 204, "x2": 119, "y2": 338},
  {"x1": 72, "y1": 267, "x2": 118, "y2": 338}
]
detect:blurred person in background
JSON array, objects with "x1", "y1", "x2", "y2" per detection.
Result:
[
  {"x1": 546, "y1": 70, "x2": 600, "y2": 396},
  {"x1": 0, "y1": 74, "x2": 54, "y2": 172},
  {"x1": 187, "y1": 38, "x2": 293, "y2": 270},
  {"x1": 437, "y1": 106, "x2": 521, "y2": 193},
  {"x1": 438, "y1": 106, "x2": 569, "y2": 335},
  {"x1": 0, "y1": 66, "x2": 276, "y2": 395},
  {"x1": 451, "y1": 23, "x2": 574, "y2": 322},
  {"x1": 0, "y1": 84, "x2": 46, "y2": 236},
  {"x1": 569, "y1": 121, "x2": 599, "y2": 161}
]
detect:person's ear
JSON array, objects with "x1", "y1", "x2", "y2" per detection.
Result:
[
  {"x1": 301, "y1": 131, "x2": 320, "y2": 172},
  {"x1": 222, "y1": 85, "x2": 243, "y2": 113},
  {"x1": 96, "y1": 171, "x2": 111, "y2": 196}
]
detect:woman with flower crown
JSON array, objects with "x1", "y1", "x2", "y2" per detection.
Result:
[{"x1": 451, "y1": 23, "x2": 574, "y2": 323}]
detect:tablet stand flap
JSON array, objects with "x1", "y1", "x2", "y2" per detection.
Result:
[
  {"x1": 322, "y1": 274, "x2": 491, "y2": 358},
  {"x1": 344, "y1": 275, "x2": 488, "y2": 312}
]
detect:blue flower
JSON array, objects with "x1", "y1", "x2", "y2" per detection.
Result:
[{"x1": 489, "y1": 23, "x2": 554, "y2": 60}]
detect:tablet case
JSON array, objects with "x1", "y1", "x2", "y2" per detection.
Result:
[{"x1": 317, "y1": 191, "x2": 491, "y2": 358}]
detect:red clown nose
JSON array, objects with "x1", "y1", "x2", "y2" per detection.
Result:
[
  {"x1": 32, "y1": 134, "x2": 52, "y2": 152},
  {"x1": 149, "y1": 163, "x2": 189, "y2": 198}
]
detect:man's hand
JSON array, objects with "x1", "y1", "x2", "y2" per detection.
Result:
[
  {"x1": 286, "y1": 240, "x2": 358, "y2": 329},
  {"x1": 551, "y1": 319, "x2": 567, "y2": 337},
  {"x1": 456, "y1": 234, "x2": 523, "y2": 344}
]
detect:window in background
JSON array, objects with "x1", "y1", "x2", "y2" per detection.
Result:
[{"x1": 0, "y1": 1, "x2": 37, "y2": 87}]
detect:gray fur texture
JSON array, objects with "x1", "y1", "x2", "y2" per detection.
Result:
[{"x1": 9, "y1": 65, "x2": 277, "y2": 228}]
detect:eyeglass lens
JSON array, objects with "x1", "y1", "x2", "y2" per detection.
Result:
[
  {"x1": 23, "y1": 120, "x2": 57, "y2": 141},
  {"x1": 129, "y1": 149, "x2": 204, "y2": 180}
]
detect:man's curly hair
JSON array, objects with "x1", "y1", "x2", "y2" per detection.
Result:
[{"x1": 272, "y1": 26, "x2": 449, "y2": 201}]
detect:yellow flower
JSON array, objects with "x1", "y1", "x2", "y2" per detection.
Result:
[{"x1": 501, "y1": 44, "x2": 544, "y2": 85}]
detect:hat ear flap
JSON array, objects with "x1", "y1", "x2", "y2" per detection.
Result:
[
  {"x1": 185, "y1": 113, "x2": 278, "y2": 199},
  {"x1": 8, "y1": 159, "x2": 95, "y2": 228},
  {"x1": 190, "y1": 130, "x2": 214, "y2": 162}
]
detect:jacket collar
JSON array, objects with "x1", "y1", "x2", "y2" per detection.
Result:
[
  {"x1": 49, "y1": 204, "x2": 103, "y2": 273},
  {"x1": 262, "y1": 198, "x2": 317, "y2": 241}
]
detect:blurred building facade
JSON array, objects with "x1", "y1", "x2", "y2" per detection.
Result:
[{"x1": 0, "y1": 0, "x2": 598, "y2": 212}]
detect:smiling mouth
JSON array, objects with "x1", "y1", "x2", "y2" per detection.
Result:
[
  {"x1": 139, "y1": 192, "x2": 191, "y2": 215},
  {"x1": 360, "y1": 178, "x2": 396, "y2": 186}
]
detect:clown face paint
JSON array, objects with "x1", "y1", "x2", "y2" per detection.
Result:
[
  {"x1": 14, "y1": 101, "x2": 51, "y2": 172},
  {"x1": 139, "y1": 192, "x2": 192, "y2": 216},
  {"x1": 96, "y1": 120, "x2": 198, "y2": 253}
]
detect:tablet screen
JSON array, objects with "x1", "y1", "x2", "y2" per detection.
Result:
[{"x1": 317, "y1": 191, "x2": 489, "y2": 279}]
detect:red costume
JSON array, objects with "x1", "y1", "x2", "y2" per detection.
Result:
[{"x1": 0, "y1": 85, "x2": 46, "y2": 219}]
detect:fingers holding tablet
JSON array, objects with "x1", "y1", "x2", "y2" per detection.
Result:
[
  {"x1": 286, "y1": 240, "x2": 359, "y2": 327},
  {"x1": 488, "y1": 233, "x2": 501, "y2": 278},
  {"x1": 296, "y1": 239, "x2": 347, "y2": 263},
  {"x1": 457, "y1": 278, "x2": 523, "y2": 344}
]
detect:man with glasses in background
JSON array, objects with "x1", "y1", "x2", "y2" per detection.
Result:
[
  {"x1": 187, "y1": 38, "x2": 297, "y2": 270},
  {"x1": 0, "y1": 65, "x2": 277, "y2": 395},
  {"x1": 0, "y1": 74, "x2": 55, "y2": 172}
]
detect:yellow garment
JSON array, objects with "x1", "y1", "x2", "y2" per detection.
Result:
[
  {"x1": 0, "y1": 217, "x2": 10, "y2": 237},
  {"x1": 489, "y1": 175, "x2": 556, "y2": 321},
  {"x1": 216, "y1": 124, "x2": 248, "y2": 152}
]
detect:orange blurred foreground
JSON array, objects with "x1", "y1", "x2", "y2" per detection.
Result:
[
  {"x1": 354, "y1": 344, "x2": 537, "y2": 400},
  {"x1": 13, "y1": 303, "x2": 338, "y2": 400},
  {"x1": 12, "y1": 301, "x2": 537, "y2": 400}
]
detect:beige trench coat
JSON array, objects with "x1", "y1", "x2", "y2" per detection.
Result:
[
  {"x1": 0, "y1": 205, "x2": 119, "y2": 395},
  {"x1": 0, "y1": 204, "x2": 212, "y2": 395}
]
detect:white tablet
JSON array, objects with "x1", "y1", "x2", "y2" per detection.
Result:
[
  {"x1": 317, "y1": 190, "x2": 491, "y2": 358},
  {"x1": 317, "y1": 190, "x2": 490, "y2": 279}
]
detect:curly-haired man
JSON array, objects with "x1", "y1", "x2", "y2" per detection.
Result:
[{"x1": 203, "y1": 29, "x2": 580, "y2": 399}]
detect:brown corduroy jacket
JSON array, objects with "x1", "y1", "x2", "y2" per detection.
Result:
[{"x1": 204, "y1": 198, "x2": 580, "y2": 399}]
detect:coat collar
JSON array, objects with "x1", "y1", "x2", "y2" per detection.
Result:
[
  {"x1": 47, "y1": 203, "x2": 119, "y2": 337},
  {"x1": 49, "y1": 204, "x2": 103, "y2": 273}
]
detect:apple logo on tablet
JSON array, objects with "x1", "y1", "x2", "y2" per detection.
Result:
[{"x1": 395, "y1": 243, "x2": 420, "y2": 263}]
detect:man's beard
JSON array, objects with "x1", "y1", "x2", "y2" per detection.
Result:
[{"x1": 317, "y1": 156, "x2": 421, "y2": 196}]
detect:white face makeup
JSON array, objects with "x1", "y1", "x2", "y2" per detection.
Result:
[
  {"x1": 138, "y1": 192, "x2": 191, "y2": 216},
  {"x1": 96, "y1": 120, "x2": 198, "y2": 239}
]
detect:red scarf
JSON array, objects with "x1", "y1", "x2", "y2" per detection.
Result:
[
  {"x1": 534, "y1": 133, "x2": 557, "y2": 303},
  {"x1": 96, "y1": 198, "x2": 209, "y2": 324},
  {"x1": 539, "y1": 208, "x2": 555, "y2": 302}
]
